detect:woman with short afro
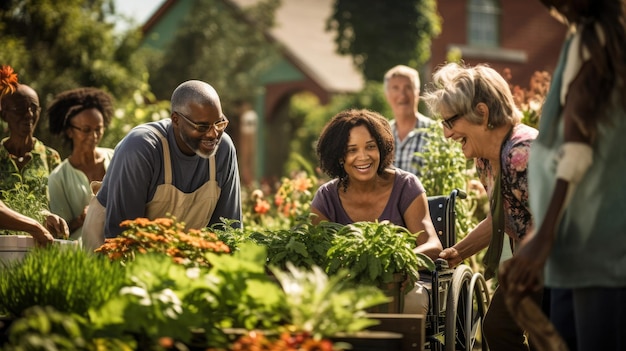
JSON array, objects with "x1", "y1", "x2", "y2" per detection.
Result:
[{"x1": 47, "y1": 87, "x2": 115, "y2": 240}]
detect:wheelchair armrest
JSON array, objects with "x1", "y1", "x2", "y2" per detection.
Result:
[{"x1": 435, "y1": 258, "x2": 449, "y2": 271}]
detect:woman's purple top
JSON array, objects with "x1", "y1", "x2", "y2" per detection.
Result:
[{"x1": 311, "y1": 168, "x2": 425, "y2": 226}]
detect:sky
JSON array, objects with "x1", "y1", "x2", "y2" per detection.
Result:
[{"x1": 113, "y1": 0, "x2": 164, "y2": 29}]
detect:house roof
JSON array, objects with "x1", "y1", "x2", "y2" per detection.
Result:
[{"x1": 142, "y1": 0, "x2": 364, "y2": 93}]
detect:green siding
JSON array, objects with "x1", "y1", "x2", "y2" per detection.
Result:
[
  {"x1": 260, "y1": 58, "x2": 305, "y2": 84},
  {"x1": 141, "y1": 1, "x2": 196, "y2": 50}
]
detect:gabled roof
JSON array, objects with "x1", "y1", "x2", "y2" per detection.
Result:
[{"x1": 142, "y1": 0, "x2": 364, "y2": 93}]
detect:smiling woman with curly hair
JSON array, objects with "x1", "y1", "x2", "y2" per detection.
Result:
[{"x1": 310, "y1": 108, "x2": 442, "y2": 315}]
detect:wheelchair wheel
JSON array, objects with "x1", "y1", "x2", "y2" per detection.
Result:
[{"x1": 444, "y1": 265, "x2": 490, "y2": 351}]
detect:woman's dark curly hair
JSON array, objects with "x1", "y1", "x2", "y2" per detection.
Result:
[
  {"x1": 47, "y1": 87, "x2": 114, "y2": 146},
  {"x1": 316, "y1": 109, "x2": 394, "y2": 190}
]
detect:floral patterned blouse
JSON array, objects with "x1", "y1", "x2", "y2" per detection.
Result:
[
  {"x1": 475, "y1": 123, "x2": 538, "y2": 241},
  {"x1": 0, "y1": 137, "x2": 61, "y2": 203}
]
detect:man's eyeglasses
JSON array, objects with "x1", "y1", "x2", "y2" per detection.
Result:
[
  {"x1": 175, "y1": 111, "x2": 229, "y2": 133},
  {"x1": 70, "y1": 125, "x2": 104, "y2": 135},
  {"x1": 3, "y1": 102, "x2": 41, "y2": 115},
  {"x1": 441, "y1": 113, "x2": 462, "y2": 130}
]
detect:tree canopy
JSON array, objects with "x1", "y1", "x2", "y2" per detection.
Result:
[
  {"x1": 326, "y1": 0, "x2": 441, "y2": 81},
  {"x1": 0, "y1": 0, "x2": 155, "y2": 153},
  {"x1": 0, "y1": 0, "x2": 148, "y2": 102}
]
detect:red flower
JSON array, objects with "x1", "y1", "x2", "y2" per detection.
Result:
[
  {"x1": 254, "y1": 199, "x2": 271, "y2": 214},
  {"x1": 0, "y1": 65, "x2": 19, "y2": 97}
]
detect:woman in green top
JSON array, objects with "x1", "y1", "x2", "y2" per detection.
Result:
[{"x1": 47, "y1": 87, "x2": 115, "y2": 240}]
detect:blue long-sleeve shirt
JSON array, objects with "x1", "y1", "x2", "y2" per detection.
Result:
[{"x1": 97, "y1": 119, "x2": 242, "y2": 237}]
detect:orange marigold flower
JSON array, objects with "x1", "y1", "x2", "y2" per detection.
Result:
[
  {"x1": 154, "y1": 217, "x2": 174, "y2": 228},
  {"x1": 0, "y1": 65, "x2": 18, "y2": 97}
]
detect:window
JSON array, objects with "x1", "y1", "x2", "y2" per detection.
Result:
[{"x1": 468, "y1": 0, "x2": 500, "y2": 47}]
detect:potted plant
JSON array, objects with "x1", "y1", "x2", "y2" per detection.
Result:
[
  {"x1": 325, "y1": 221, "x2": 435, "y2": 313},
  {"x1": 245, "y1": 218, "x2": 341, "y2": 271},
  {"x1": 0, "y1": 183, "x2": 51, "y2": 264}
]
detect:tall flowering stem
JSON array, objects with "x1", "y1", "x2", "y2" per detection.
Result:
[
  {"x1": 503, "y1": 68, "x2": 551, "y2": 129},
  {"x1": 244, "y1": 172, "x2": 317, "y2": 231}
]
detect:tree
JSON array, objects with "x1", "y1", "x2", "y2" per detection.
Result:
[
  {"x1": 0, "y1": 0, "x2": 154, "y2": 154},
  {"x1": 148, "y1": 0, "x2": 281, "y2": 110},
  {"x1": 326, "y1": 0, "x2": 441, "y2": 81}
]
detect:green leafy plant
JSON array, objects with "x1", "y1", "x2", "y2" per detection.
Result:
[
  {"x1": 326, "y1": 221, "x2": 434, "y2": 291},
  {"x1": 418, "y1": 123, "x2": 486, "y2": 268},
  {"x1": 271, "y1": 263, "x2": 388, "y2": 340},
  {"x1": 417, "y1": 124, "x2": 469, "y2": 197},
  {"x1": 0, "y1": 182, "x2": 47, "y2": 235},
  {"x1": 0, "y1": 245, "x2": 126, "y2": 318},
  {"x1": 3, "y1": 241, "x2": 392, "y2": 349},
  {"x1": 90, "y1": 244, "x2": 288, "y2": 349},
  {"x1": 2, "y1": 305, "x2": 135, "y2": 351},
  {"x1": 247, "y1": 219, "x2": 341, "y2": 271},
  {"x1": 90, "y1": 253, "x2": 210, "y2": 346}
]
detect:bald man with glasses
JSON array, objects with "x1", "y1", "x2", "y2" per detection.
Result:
[{"x1": 84, "y1": 80, "x2": 242, "y2": 247}]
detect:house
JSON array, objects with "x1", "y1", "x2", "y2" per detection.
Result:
[
  {"x1": 140, "y1": 0, "x2": 565, "y2": 182},
  {"x1": 141, "y1": 0, "x2": 363, "y2": 181},
  {"x1": 428, "y1": 0, "x2": 566, "y2": 87}
]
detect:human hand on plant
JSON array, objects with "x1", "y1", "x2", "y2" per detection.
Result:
[{"x1": 42, "y1": 210, "x2": 70, "y2": 240}]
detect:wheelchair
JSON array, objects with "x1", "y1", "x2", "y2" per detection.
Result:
[{"x1": 423, "y1": 189, "x2": 491, "y2": 351}]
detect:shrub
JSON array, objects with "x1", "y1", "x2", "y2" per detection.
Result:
[
  {"x1": 94, "y1": 216, "x2": 231, "y2": 268},
  {"x1": 0, "y1": 245, "x2": 125, "y2": 318}
]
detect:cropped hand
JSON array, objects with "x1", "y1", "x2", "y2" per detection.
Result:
[
  {"x1": 499, "y1": 233, "x2": 549, "y2": 296},
  {"x1": 43, "y1": 211, "x2": 70, "y2": 240},
  {"x1": 29, "y1": 226, "x2": 55, "y2": 246},
  {"x1": 439, "y1": 247, "x2": 463, "y2": 267}
]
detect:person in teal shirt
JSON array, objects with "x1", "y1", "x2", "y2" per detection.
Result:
[{"x1": 501, "y1": 1, "x2": 626, "y2": 350}]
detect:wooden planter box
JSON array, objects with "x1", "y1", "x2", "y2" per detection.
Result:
[
  {"x1": 0, "y1": 235, "x2": 35, "y2": 266},
  {"x1": 333, "y1": 313, "x2": 425, "y2": 351},
  {"x1": 368, "y1": 273, "x2": 406, "y2": 313},
  {"x1": 0, "y1": 236, "x2": 78, "y2": 266}
]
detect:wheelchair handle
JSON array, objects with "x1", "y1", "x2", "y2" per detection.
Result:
[{"x1": 450, "y1": 188, "x2": 467, "y2": 200}]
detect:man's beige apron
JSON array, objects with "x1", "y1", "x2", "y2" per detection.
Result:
[
  {"x1": 82, "y1": 126, "x2": 220, "y2": 250},
  {"x1": 144, "y1": 126, "x2": 220, "y2": 230}
]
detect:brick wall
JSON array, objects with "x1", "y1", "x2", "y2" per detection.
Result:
[{"x1": 427, "y1": 0, "x2": 567, "y2": 88}]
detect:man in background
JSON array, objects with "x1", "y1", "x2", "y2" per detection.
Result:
[{"x1": 384, "y1": 65, "x2": 434, "y2": 176}]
